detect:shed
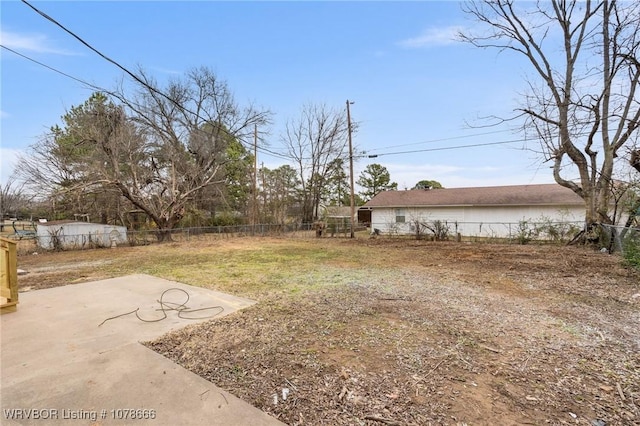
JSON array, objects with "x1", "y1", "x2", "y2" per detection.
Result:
[
  {"x1": 36, "y1": 221, "x2": 127, "y2": 250},
  {"x1": 360, "y1": 184, "x2": 585, "y2": 239}
]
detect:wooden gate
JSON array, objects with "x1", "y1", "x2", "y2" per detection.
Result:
[{"x1": 1, "y1": 237, "x2": 18, "y2": 314}]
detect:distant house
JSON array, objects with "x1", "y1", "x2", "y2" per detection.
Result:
[
  {"x1": 358, "y1": 184, "x2": 585, "y2": 239},
  {"x1": 36, "y1": 221, "x2": 127, "y2": 250}
]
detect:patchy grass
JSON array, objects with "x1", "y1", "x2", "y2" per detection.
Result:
[
  {"x1": 17, "y1": 237, "x2": 369, "y2": 296},
  {"x1": 16, "y1": 237, "x2": 640, "y2": 425}
]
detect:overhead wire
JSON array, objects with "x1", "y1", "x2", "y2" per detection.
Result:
[
  {"x1": 6, "y1": 39, "x2": 524, "y2": 167},
  {"x1": 15, "y1": 0, "x2": 547, "y2": 166},
  {"x1": 362, "y1": 128, "x2": 605, "y2": 159},
  {"x1": 364, "y1": 128, "x2": 518, "y2": 153},
  {"x1": 359, "y1": 138, "x2": 528, "y2": 158},
  {"x1": 17, "y1": 0, "x2": 290, "y2": 162},
  {"x1": 2, "y1": 44, "x2": 290, "y2": 161},
  {"x1": 20, "y1": 0, "x2": 177, "y2": 104},
  {"x1": 17, "y1": 0, "x2": 639, "y2": 176},
  {"x1": 17, "y1": 0, "x2": 541, "y2": 165},
  {"x1": 287, "y1": 136, "x2": 532, "y2": 166},
  {"x1": 8, "y1": 39, "x2": 634, "y2": 183},
  {"x1": 1, "y1": 45, "x2": 106, "y2": 93}
]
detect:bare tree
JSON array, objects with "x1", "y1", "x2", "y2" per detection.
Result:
[
  {"x1": 282, "y1": 103, "x2": 350, "y2": 223},
  {"x1": 19, "y1": 67, "x2": 271, "y2": 239},
  {"x1": 460, "y1": 0, "x2": 640, "y2": 239},
  {"x1": 0, "y1": 175, "x2": 32, "y2": 231},
  {"x1": 107, "y1": 67, "x2": 270, "y2": 238}
]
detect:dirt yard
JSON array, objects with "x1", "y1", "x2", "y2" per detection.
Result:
[{"x1": 15, "y1": 237, "x2": 640, "y2": 425}]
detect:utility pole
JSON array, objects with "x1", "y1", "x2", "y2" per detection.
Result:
[
  {"x1": 261, "y1": 162, "x2": 266, "y2": 216},
  {"x1": 253, "y1": 124, "x2": 258, "y2": 229},
  {"x1": 346, "y1": 100, "x2": 355, "y2": 239}
]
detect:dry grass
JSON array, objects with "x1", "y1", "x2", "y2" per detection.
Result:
[{"x1": 16, "y1": 237, "x2": 640, "y2": 425}]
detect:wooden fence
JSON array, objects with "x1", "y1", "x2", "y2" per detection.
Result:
[{"x1": 1, "y1": 237, "x2": 18, "y2": 314}]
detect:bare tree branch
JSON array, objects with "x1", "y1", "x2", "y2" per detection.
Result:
[
  {"x1": 18, "y1": 67, "x2": 271, "y2": 235},
  {"x1": 281, "y1": 103, "x2": 350, "y2": 222},
  {"x1": 461, "y1": 0, "x2": 640, "y2": 230}
]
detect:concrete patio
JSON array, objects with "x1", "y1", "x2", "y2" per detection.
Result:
[{"x1": 1, "y1": 274, "x2": 285, "y2": 425}]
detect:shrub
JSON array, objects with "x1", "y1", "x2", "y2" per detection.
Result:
[
  {"x1": 534, "y1": 216, "x2": 581, "y2": 243},
  {"x1": 622, "y1": 231, "x2": 640, "y2": 269},
  {"x1": 515, "y1": 220, "x2": 537, "y2": 245},
  {"x1": 425, "y1": 220, "x2": 450, "y2": 241},
  {"x1": 209, "y1": 212, "x2": 243, "y2": 226}
]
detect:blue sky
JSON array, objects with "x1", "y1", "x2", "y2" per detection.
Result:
[{"x1": 1, "y1": 1, "x2": 555, "y2": 190}]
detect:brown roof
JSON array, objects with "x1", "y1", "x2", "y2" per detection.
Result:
[{"x1": 363, "y1": 184, "x2": 584, "y2": 208}]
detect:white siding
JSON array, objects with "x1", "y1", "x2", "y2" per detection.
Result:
[
  {"x1": 370, "y1": 205, "x2": 584, "y2": 238},
  {"x1": 37, "y1": 223, "x2": 127, "y2": 250}
]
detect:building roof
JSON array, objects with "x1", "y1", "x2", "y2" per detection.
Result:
[
  {"x1": 37, "y1": 221, "x2": 124, "y2": 228},
  {"x1": 362, "y1": 184, "x2": 584, "y2": 208}
]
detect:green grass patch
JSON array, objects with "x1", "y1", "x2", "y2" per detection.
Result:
[
  {"x1": 622, "y1": 232, "x2": 640, "y2": 269},
  {"x1": 102, "y1": 240, "x2": 368, "y2": 297}
]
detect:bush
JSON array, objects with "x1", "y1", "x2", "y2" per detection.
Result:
[
  {"x1": 209, "y1": 212, "x2": 243, "y2": 226},
  {"x1": 534, "y1": 216, "x2": 581, "y2": 243},
  {"x1": 515, "y1": 220, "x2": 537, "y2": 245},
  {"x1": 427, "y1": 220, "x2": 450, "y2": 241},
  {"x1": 622, "y1": 231, "x2": 640, "y2": 269},
  {"x1": 179, "y1": 209, "x2": 209, "y2": 228}
]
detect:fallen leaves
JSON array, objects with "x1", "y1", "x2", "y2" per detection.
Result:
[{"x1": 20, "y1": 237, "x2": 640, "y2": 425}]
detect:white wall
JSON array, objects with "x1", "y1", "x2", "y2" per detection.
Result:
[
  {"x1": 370, "y1": 205, "x2": 584, "y2": 238},
  {"x1": 36, "y1": 223, "x2": 128, "y2": 250}
]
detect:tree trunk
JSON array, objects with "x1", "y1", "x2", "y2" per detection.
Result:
[
  {"x1": 632, "y1": 150, "x2": 640, "y2": 173},
  {"x1": 155, "y1": 229, "x2": 173, "y2": 242},
  {"x1": 620, "y1": 199, "x2": 640, "y2": 241}
]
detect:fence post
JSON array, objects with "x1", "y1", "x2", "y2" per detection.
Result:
[{"x1": 1, "y1": 237, "x2": 19, "y2": 314}]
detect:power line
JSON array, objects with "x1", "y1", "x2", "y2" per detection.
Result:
[
  {"x1": 360, "y1": 138, "x2": 528, "y2": 158},
  {"x1": 19, "y1": 0, "x2": 289, "y2": 161},
  {"x1": 9, "y1": 46, "x2": 623, "y2": 186},
  {"x1": 18, "y1": 0, "x2": 635, "y2": 176},
  {"x1": 14, "y1": 1, "x2": 544, "y2": 166},
  {"x1": 2, "y1": 44, "x2": 289, "y2": 162},
  {"x1": 362, "y1": 127, "x2": 616, "y2": 160},
  {"x1": 1, "y1": 44, "x2": 106, "y2": 93},
  {"x1": 283, "y1": 137, "x2": 530, "y2": 168},
  {"x1": 358, "y1": 131, "x2": 616, "y2": 160},
  {"x1": 1, "y1": 42, "x2": 289, "y2": 163},
  {"x1": 364, "y1": 128, "x2": 517, "y2": 153},
  {"x1": 20, "y1": 0, "x2": 160, "y2": 97}
]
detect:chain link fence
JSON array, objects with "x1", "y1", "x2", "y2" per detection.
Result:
[
  {"x1": 16, "y1": 221, "x2": 640, "y2": 269},
  {"x1": 125, "y1": 223, "x2": 318, "y2": 246},
  {"x1": 14, "y1": 222, "x2": 366, "y2": 253},
  {"x1": 371, "y1": 219, "x2": 585, "y2": 244}
]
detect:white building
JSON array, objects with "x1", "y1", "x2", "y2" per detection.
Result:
[
  {"x1": 359, "y1": 184, "x2": 585, "y2": 239},
  {"x1": 36, "y1": 221, "x2": 127, "y2": 250}
]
